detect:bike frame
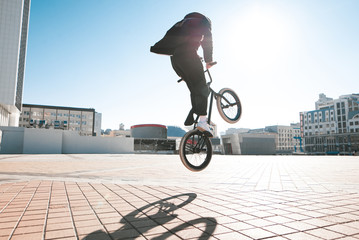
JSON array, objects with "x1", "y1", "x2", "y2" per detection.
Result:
[
  {"x1": 178, "y1": 68, "x2": 223, "y2": 129},
  {"x1": 189, "y1": 69, "x2": 219, "y2": 128}
]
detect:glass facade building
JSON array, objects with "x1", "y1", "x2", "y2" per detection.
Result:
[{"x1": 19, "y1": 104, "x2": 97, "y2": 136}]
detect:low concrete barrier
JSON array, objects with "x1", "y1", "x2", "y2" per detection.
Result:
[{"x1": 0, "y1": 127, "x2": 134, "y2": 154}]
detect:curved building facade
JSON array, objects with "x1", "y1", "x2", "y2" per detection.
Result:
[{"x1": 131, "y1": 124, "x2": 167, "y2": 139}]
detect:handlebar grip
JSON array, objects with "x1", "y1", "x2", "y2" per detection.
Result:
[{"x1": 209, "y1": 61, "x2": 217, "y2": 66}]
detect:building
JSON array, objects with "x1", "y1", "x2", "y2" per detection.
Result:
[
  {"x1": 300, "y1": 93, "x2": 359, "y2": 154},
  {"x1": 221, "y1": 132, "x2": 276, "y2": 155},
  {"x1": 222, "y1": 125, "x2": 302, "y2": 155},
  {"x1": 130, "y1": 124, "x2": 176, "y2": 153},
  {"x1": 19, "y1": 104, "x2": 101, "y2": 136},
  {"x1": 265, "y1": 124, "x2": 302, "y2": 154},
  {"x1": 0, "y1": 0, "x2": 31, "y2": 126}
]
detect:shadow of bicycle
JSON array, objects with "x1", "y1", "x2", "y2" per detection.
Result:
[{"x1": 83, "y1": 193, "x2": 217, "y2": 240}]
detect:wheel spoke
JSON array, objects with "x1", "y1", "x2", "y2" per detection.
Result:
[
  {"x1": 179, "y1": 130, "x2": 212, "y2": 171},
  {"x1": 217, "y1": 88, "x2": 241, "y2": 123}
]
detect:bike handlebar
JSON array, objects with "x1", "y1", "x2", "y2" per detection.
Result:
[{"x1": 177, "y1": 61, "x2": 217, "y2": 83}]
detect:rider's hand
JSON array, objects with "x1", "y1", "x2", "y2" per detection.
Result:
[{"x1": 206, "y1": 61, "x2": 216, "y2": 69}]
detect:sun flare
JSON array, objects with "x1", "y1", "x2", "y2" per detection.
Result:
[{"x1": 228, "y1": 5, "x2": 292, "y2": 72}]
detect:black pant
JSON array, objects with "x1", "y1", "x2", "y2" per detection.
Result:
[{"x1": 171, "y1": 51, "x2": 209, "y2": 116}]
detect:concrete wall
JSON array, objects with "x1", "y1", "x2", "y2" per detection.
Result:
[
  {"x1": 23, "y1": 128, "x2": 63, "y2": 154},
  {"x1": 240, "y1": 134, "x2": 276, "y2": 155},
  {"x1": 0, "y1": 127, "x2": 24, "y2": 153},
  {"x1": 221, "y1": 133, "x2": 276, "y2": 155},
  {"x1": 62, "y1": 131, "x2": 133, "y2": 154},
  {"x1": 0, "y1": 127, "x2": 134, "y2": 154}
]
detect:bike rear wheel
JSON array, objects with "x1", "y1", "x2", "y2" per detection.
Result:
[
  {"x1": 216, "y1": 88, "x2": 242, "y2": 123},
  {"x1": 179, "y1": 129, "x2": 212, "y2": 172}
]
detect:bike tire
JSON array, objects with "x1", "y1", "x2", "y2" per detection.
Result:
[
  {"x1": 179, "y1": 129, "x2": 212, "y2": 172},
  {"x1": 216, "y1": 88, "x2": 242, "y2": 123}
]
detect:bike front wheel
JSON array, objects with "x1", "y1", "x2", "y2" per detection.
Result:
[
  {"x1": 179, "y1": 129, "x2": 212, "y2": 172},
  {"x1": 216, "y1": 88, "x2": 242, "y2": 124}
]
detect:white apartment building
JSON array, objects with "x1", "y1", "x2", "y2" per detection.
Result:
[
  {"x1": 301, "y1": 93, "x2": 359, "y2": 136},
  {"x1": 0, "y1": 0, "x2": 31, "y2": 126},
  {"x1": 300, "y1": 93, "x2": 359, "y2": 154}
]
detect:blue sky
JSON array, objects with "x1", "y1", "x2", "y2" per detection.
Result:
[{"x1": 24, "y1": 0, "x2": 359, "y2": 133}]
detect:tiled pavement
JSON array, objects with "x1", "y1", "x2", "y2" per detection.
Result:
[{"x1": 0, "y1": 154, "x2": 359, "y2": 240}]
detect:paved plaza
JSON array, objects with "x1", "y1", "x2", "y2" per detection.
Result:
[{"x1": 0, "y1": 154, "x2": 359, "y2": 240}]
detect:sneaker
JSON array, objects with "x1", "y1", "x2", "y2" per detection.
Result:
[{"x1": 197, "y1": 121, "x2": 214, "y2": 138}]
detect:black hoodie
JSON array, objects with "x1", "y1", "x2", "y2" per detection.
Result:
[{"x1": 150, "y1": 12, "x2": 213, "y2": 63}]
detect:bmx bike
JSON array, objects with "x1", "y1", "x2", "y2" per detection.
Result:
[{"x1": 178, "y1": 63, "x2": 242, "y2": 172}]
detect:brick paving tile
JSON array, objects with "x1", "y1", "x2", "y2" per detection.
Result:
[
  {"x1": 214, "y1": 231, "x2": 252, "y2": 240},
  {"x1": 284, "y1": 231, "x2": 323, "y2": 240},
  {"x1": 45, "y1": 222, "x2": 74, "y2": 231},
  {"x1": 306, "y1": 227, "x2": 345, "y2": 239},
  {"x1": 73, "y1": 214, "x2": 98, "y2": 222},
  {"x1": 284, "y1": 220, "x2": 316, "y2": 231},
  {"x1": 0, "y1": 221, "x2": 17, "y2": 229},
  {"x1": 11, "y1": 232, "x2": 43, "y2": 240},
  {"x1": 161, "y1": 220, "x2": 191, "y2": 230},
  {"x1": 79, "y1": 232, "x2": 112, "y2": 240},
  {"x1": 12, "y1": 224, "x2": 43, "y2": 235},
  {"x1": 240, "y1": 227, "x2": 277, "y2": 239},
  {"x1": 224, "y1": 221, "x2": 254, "y2": 231},
  {"x1": 76, "y1": 225, "x2": 105, "y2": 236},
  {"x1": 46, "y1": 216, "x2": 72, "y2": 224},
  {"x1": 263, "y1": 224, "x2": 298, "y2": 235},
  {"x1": 325, "y1": 224, "x2": 359, "y2": 236},
  {"x1": 342, "y1": 221, "x2": 359, "y2": 230},
  {"x1": 99, "y1": 216, "x2": 123, "y2": 225},
  {"x1": 169, "y1": 226, "x2": 210, "y2": 239},
  {"x1": 230, "y1": 213, "x2": 257, "y2": 221},
  {"x1": 137, "y1": 225, "x2": 169, "y2": 237},
  {"x1": 17, "y1": 218, "x2": 45, "y2": 227},
  {"x1": 250, "y1": 210, "x2": 277, "y2": 218},
  {"x1": 0, "y1": 228, "x2": 13, "y2": 237},
  {"x1": 300, "y1": 218, "x2": 334, "y2": 228},
  {"x1": 44, "y1": 228, "x2": 76, "y2": 239},
  {"x1": 283, "y1": 212, "x2": 310, "y2": 221},
  {"x1": 265, "y1": 215, "x2": 295, "y2": 224},
  {"x1": 207, "y1": 224, "x2": 232, "y2": 235},
  {"x1": 109, "y1": 227, "x2": 142, "y2": 239},
  {"x1": 246, "y1": 217, "x2": 276, "y2": 227},
  {"x1": 211, "y1": 216, "x2": 237, "y2": 225},
  {"x1": 74, "y1": 219, "x2": 102, "y2": 228},
  {"x1": 339, "y1": 237, "x2": 359, "y2": 240}
]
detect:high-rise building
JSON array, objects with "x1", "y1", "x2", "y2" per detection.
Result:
[{"x1": 0, "y1": 0, "x2": 31, "y2": 126}]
